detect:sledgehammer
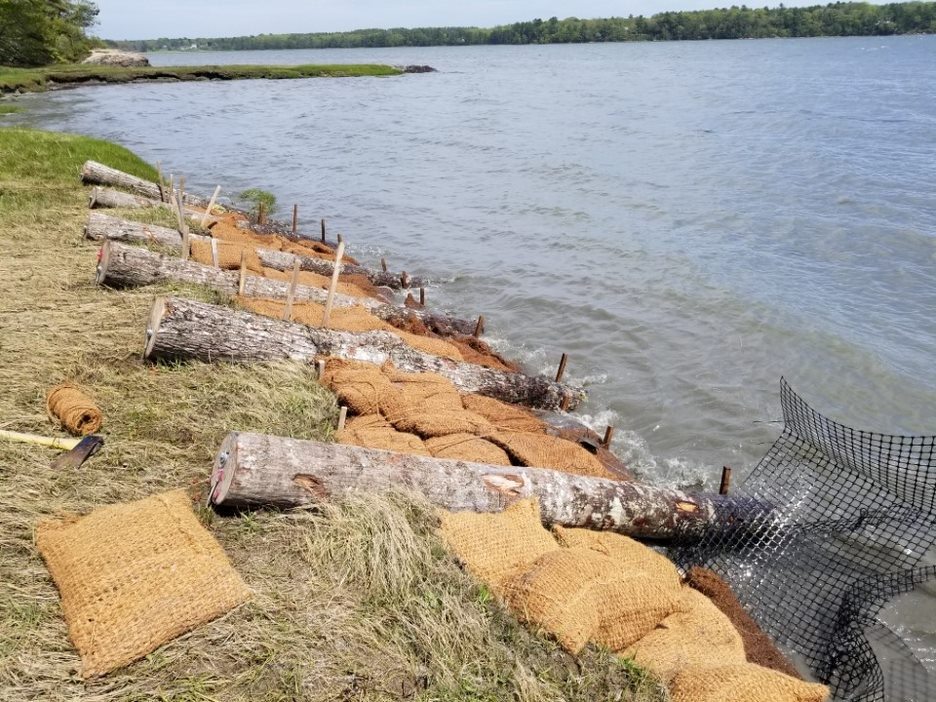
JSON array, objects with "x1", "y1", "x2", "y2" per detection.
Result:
[{"x1": 0, "y1": 430, "x2": 104, "y2": 470}]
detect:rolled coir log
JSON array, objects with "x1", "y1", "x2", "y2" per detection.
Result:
[
  {"x1": 208, "y1": 433, "x2": 774, "y2": 543},
  {"x1": 144, "y1": 296, "x2": 584, "y2": 411}
]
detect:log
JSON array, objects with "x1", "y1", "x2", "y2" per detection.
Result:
[
  {"x1": 208, "y1": 433, "x2": 774, "y2": 543},
  {"x1": 88, "y1": 187, "x2": 210, "y2": 223},
  {"x1": 81, "y1": 160, "x2": 210, "y2": 208},
  {"x1": 94, "y1": 239, "x2": 475, "y2": 337},
  {"x1": 87, "y1": 211, "x2": 423, "y2": 292},
  {"x1": 145, "y1": 296, "x2": 583, "y2": 411}
]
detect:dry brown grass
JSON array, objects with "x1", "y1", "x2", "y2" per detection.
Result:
[{"x1": 0, "y1": 128, "x2": 668, "y2": 702}]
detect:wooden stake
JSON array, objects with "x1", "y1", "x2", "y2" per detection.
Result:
[
  {"x1": 474, "y1": 315, "x2": 485, "y2": 337},
  {"x1": 380, "y1": 257, "x2": 388, "y2": 272},
  {"x1": 238, "y1": 251, "x2": 247, "y2": 295},
  {"x1": 258, "y1": 201, "x2": 265, "y2": 225},
  {"x1": 559, "y1": 395, "x2": 572, "y2": 412},
  {"x1": 401, "y1": 271, "x2": 409, "y2": 288},
  {"x1": 210, "y1": 237, "x2": 219, "y2": 268},
  {"x1": 320, "y1": 218, "x2": 325, "y2": 243},
  {"x1": 337, "y1": 232, "x2": 343, "y2": 245},
  {"x1": 176, "y1": 184, "x2": 190, "y2": 261},
  {"x1": 320, "y1": 241, "x2": 345, "y2": 327},
  {"x1": 201, "y1": 185, "x2": 221, "y2": 228},
  {"x1": 419, "y1": 287, "x2": 425, "y2": 306},
  {"x1": 337, "y1": 406, "x2": 348, "y2": 431},
  {"x1": 719, "y1": 466, "x2": 732, "y2": 496},
  {"x1": 316, "y1": 359, "x2": 326, "y2": 378},
  {"x1": 168, "y1": 174, "x2": 174, "y2": 200},
  {"x1": 603, "y1": 425, "x2": 615, "y2": 448},
  {"x1": 156, "y1": 161, "x2": 164, "y2": 202},
  {"x1": 282, "y1": 259, "x2": 301, "y2": 321},
  {"x1": 555, "y1": 353, "x2": 569, "y2": 383},
  {"x1": 292, "y1": 204, "x2": 298, "y2": 233}
]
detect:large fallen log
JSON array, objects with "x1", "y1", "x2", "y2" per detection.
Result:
[
  {"x1": 97, "y1": 240, "x2": 476, "y2": 337},
  {"x1": 88, "y1": 186, "x2": 161, "y2": 210},
  {"x1": 86, "y1": 212, "x2": 423, "y2": 290},
  {"x1": 145, "y1": 296, "x2": 583, "y2": 410},
  {"x1": 209, "y1": 433, "x2": 772, "y2": 542},
  {"x1": 81, "y1": 160, "x2": 211, "y2": 208}
]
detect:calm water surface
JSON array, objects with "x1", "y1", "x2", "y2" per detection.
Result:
[{"x1": 11, "y1": 37, "x2": 936, "y2": 669}]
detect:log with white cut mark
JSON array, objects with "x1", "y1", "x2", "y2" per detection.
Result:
[
  {"x1": 86, "y1": 211, "x2": 422, "y2": 291},
  {"x1": 209, "y1": 433, "x2": 774, "y2": 542},
  {"x1": 144, "y1": 296, "x2": 583, "y2": 410},
  {"x1": 94, "y1": 238, "x2": 474, "y2": 336}
]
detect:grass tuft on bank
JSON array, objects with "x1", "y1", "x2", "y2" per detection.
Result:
[
  {"x1": 0, "y1": 127, "x2": 666, "y2": 701},
  {"x1": 0, "y1": 63, "x2": 404, "y2": 93}
]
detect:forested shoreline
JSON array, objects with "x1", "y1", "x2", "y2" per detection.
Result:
[{"x1": 108, "y1": 2, "x2": 936, "y2": 52}]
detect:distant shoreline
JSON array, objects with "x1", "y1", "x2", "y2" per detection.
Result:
[
  {"x1": 104, "y1": 3, "x2": 936, "y2": 52},
  {"x1": 0, "y1": 63, "x2": 404, "y2": 95}
]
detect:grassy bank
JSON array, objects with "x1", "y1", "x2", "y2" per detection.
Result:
[
  {"x1": 0, "y1": 63, "x2": 403, "y2": 94},
  {"x1": 0, "y1": 127, "x2": 665, "y2": 701}
]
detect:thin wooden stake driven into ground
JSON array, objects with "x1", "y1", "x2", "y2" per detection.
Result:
[
  {"x1": 210, "y1": 238, "x2": 219, "y2": 268},
  {"x1": 603, "y1": 425, "x2": 615, "y2": 448},
  {"x1": 401, "y1": 271, "x2": 409, "y2": 288},
  {"x1": 555, "y1": 353, "x2": 569, "y2": 383},
  {"x1": 320, "y1": 219, "x2": 325, "y2": 243},
  {"x1": 282, "y1": 259, "x2": 301, "y2": 321},
  {"x1": 292, "y1": 204, "x2": 298, "y2": 233},
  {"x1": 381, "y1": 257, "x2": 388, "y2": 272},
  {"x1": 719, "y1": 466, "x2": 732, "y2": 496},
  {"x1": 176, "y1": 183, "x2": 190, "y2": 261},
  {"x1": 337, "y1": 233, "x2": 343, "y2": 245},
  {"x1": 474, "y1": 315, "x2": 485, "y2": 337},
  {"x1": 337, "y1": 406, "x2": 348, "y2": 431},
  {"x1": 316, "y1": 359, "x2": 326, "y2": 378},
  {"x1": 419, "y1": 287, "x2": 426, "y2": 306},
  {"x1": 258, "y1": 201, "x2": 265, "y2": 225},
  {"x1": 320, "y1": 241, "x2": 345, "y2": 327},
  {"x1": 560, "y1": 396, "x2": 572, "y2": 412},
  {"x1": 201, "y1": 185, "x2": 221, "y2": 227},
  {"x1": 156, "y1": 161, "x2": 164, "y2": 202},
  {"x1": 238, "y1": 252, "x2": 247, "y2": 295},
  {"x1": 168, "y1": 174, "x2": 174, "y2": 200}
]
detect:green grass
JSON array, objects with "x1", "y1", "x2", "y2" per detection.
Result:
[
  {"x1": 0, "y1": 63, "x2": 403, "y2": 93},
  {"x1": 0, "y1": 127, "x2": 666, "y2": 702}
]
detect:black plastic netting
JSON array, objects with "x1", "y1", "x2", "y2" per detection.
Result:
[{"x1": 670, "y1": 378, "x2": 936, "y2": 701}]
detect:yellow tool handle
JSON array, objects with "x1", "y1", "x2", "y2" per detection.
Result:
[{"x1": 0, "y1": 430, "x2": 80, "y2": 451}]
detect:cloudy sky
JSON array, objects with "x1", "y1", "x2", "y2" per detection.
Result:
[{"x1": 94, "y1": 0, "x2": 750, "y2": 39}]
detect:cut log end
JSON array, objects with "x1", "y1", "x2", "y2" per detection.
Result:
[
  {"x1": 210, "y1": 432, "x2": 239, "y2": 505},
  {"x1": 144, "y1": 296, "x2": 167, "y2": 359},
  {"x1": 95, "y1": 240, "x2": 113, "y2": 286}
]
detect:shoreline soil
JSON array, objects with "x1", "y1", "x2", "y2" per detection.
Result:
[{"x1": 0, "y1": 63, "x2": 404, "y2": 94}]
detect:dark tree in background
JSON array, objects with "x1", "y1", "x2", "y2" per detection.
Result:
[{"x1": 0, "y1": 0, "x2": 99, "y2": 67}]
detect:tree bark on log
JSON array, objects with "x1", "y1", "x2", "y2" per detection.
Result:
[
  {"x1": 97, "y1": 240, "x2": 476, "y2": 337},
  {"x1": 88, "y1": 186, "x2": 163, "y2": 210},
  {"x1": 145, "y1": 296, "x2": 584, "y2": 410},
  {"x1": 209, "y1": 432, "x2": 773, "y2": 542},
  {"x1": 81, "y1": 160, "x2": 211, "y2": 208},
  {"x1": 86, "y1": 212, "x2": 424, "y2": 291}
]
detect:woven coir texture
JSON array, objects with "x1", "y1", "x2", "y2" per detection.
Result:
[
  {"x1": 668, "y1": 664, "x2": 829, "y2": 702},
  {"x1": 439, "y1": 499, "x2": 559, "y2": 593},
  {"x1": 322, "y1": 360, "x2": 615, "y2": 477},
  {"x1": 46, "y1": 383, "x2": 103, "y2": 435},
  {"x1": 36, "y1": 490, "x2": 251, "y2": 678},
  {"x1": 685, "y1": 566, "x2": 803, "y2": 679}
]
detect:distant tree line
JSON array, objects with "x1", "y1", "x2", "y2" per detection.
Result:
[
  {"x1": 107, "y1": 2, "x2": 936, "y2": 52},
  {"x1": 0, "y1": 0, "x2": 99, "y2": 66}
]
